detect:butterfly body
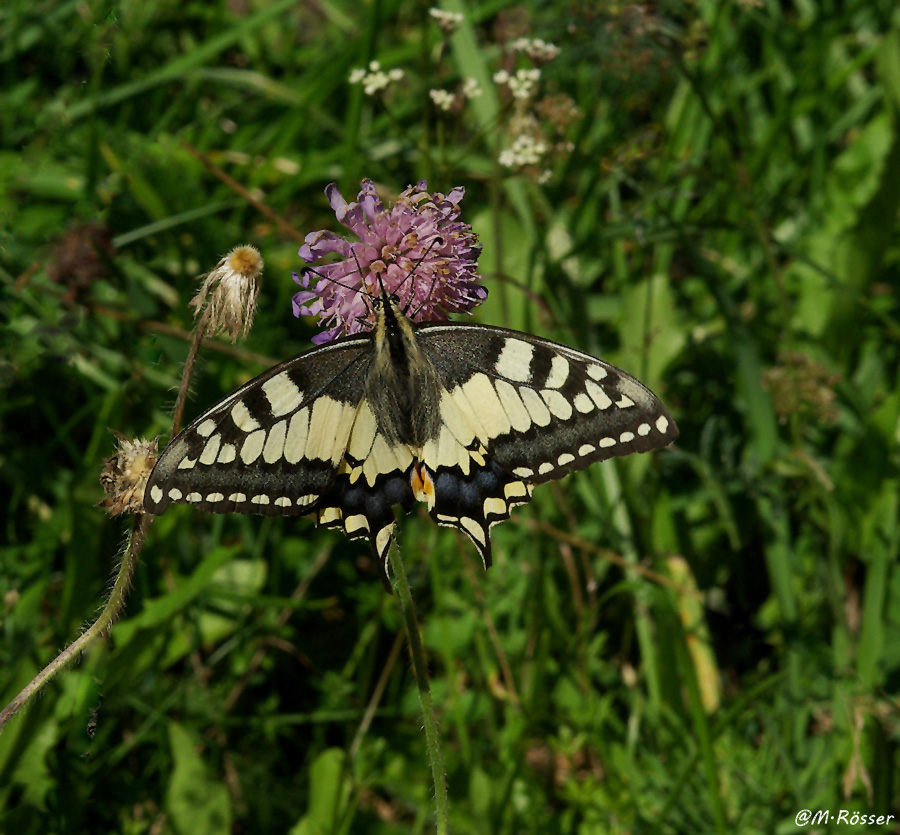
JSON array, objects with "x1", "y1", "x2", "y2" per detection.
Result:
[{"x1": 145, "y1": 292, "x2": 678, "y2": 585}]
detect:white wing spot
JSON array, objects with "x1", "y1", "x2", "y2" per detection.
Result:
[
  {"x1": 274, "y1": 497, "x2": 292, "y2": 507},
  {"x1": 218, "y1": 443, "x2": 237, "y2": 463},
  {"x1": 483, "y1": 497, "x2": 507, "y2": 517},
  {"x1": 199, "y1": 434, "x2": 221, "y2": 465},
  {"x1": 196, "y1": 419, "x2": 218, "y2": 437},
  {"x1": 638, "y1": 423, "x2": 652, "y2": 436},
  {"x1": 229, "y1": 492, "x2": 247, "y2": 502},
  {"x1": 375, "y1": 524, "x2": 394, "y2": 560},
  {"x1": 168, "y1": 488, "x2": 183, "y2": 501},
  {"x1": 585, "y1": 380, "x2": 612, "y2": 410},
  {"x1": 345, "y1": 514, "x2": 369, "y2": 534},
  {"x1": 285, "y1": 408, "x2": 309, "y2": 464},
  {"x1": 460, "y1": 517, "x2": 486, "y2": 546},
  {"x1": 150, "y1": 485, "x2": 163, "y2": 503},
  {"x1": 504, "y1": 481, "x2": 529, "y2": 500},
  {"x1": 616, "y1": 395, "x2": 635, "y2": 408},
  {"x1": 538, "y1": 462, "x2": 554, "y2": 475},
  {"x1": 619, "y1": 431, "x2": 635, "y2": 443},
  {"x1": 587, "y1": 364, "x2": 608, "y2": 381},
  {"x1": 319, "y1": 506, "x2": 341, "y2": 524},
  {"x1": 240, "y1": 429, "x2": 266, "y2": 464},
  {"x1": 494, "y1": 338, "x2": 535, "y2": 383},
  {"x1": 262, "y1": 374, "x2": 302, "y2": 417},
  {"x1": 656, "y1": 415, "x2": 669, "y2": 433},
  {"x1": 545, "y1": 355, "x2": 570, "y2": 388},
  {"x1": 519, "y1": 387, "x2": 552, "y2": 427},
  {"x1": 186, "y1": 492, "x2": 202, "y2": 503},
  {"x1": 263, "y1": 420, "x2": 288, "y2": 464},
  {"x1": 541, "y1": 389, "x2": 573, "y2": 420},
  {"x1": 348, "y1": 401, "x2": 378, "y2": 461},
  {"x1": 231, "y1": 400, "x2": 260, "y2": 432},
  {"x1": 558, "y1": 452, "x2": 575, "y2": 466},
  {"x1": 460, "y1": 374, "x2": 512, "y2": 437},
  {"x1": 494, "y1": 379, "x2": 532, "y2": 433},
  {"x1": 251, "y1": 494, "x2": 270, "y2": 505},
  {"x1": 207, "y1": 493, "x2": 224, "y2": 502},
  {"x1": 177, "y1": 457, "x2": 196, "y2": 470},
  {"x1": 599, "y1": 437, "x2": 616, "y2": 448},
  {"x1": 297, "y1": 494, "x2": 317, "y2": 506},
  {"x1": 573, "y1": 393, "x2": 594, "y2": 413},
  {"x1": 513, "y1": 466, "x2": 534, "y2": 478},
  {"x1": 578, "y1": 444, "x2": 596, "y2": 456}
]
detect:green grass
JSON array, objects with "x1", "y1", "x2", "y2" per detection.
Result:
[{"x1": 2, "y1": 0, "x2": 900, "y2": 832}]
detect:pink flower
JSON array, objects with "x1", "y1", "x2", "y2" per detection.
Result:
[{"x1": 293, "y1": 179, "x2": 486, "y2": 343}]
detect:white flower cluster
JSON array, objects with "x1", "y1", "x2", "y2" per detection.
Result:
[
  {"x1": 429, "y1": 89, "x2": 455, "y2": 111},
  {"x1": 349, "y1": 61, "x2": 405, "y2": 96},
  {"x1": 511, "y1": 37, "x2": 560, "y2": 62},
  {"x1": 429, "y1": 7, "x2": 464, "y2": 33},
  {"x1": 430, "y1": 78, "x2": 481, "y2": 112},
  {"x1": 462, "y1": 77, "x2": 482, "y2": 98},
  {"x1": 498, "y1": 134, "x2": 547, "y2": 168},
  {"x1": 493, "y1": 68, "x2": 541, "y2": 100}
]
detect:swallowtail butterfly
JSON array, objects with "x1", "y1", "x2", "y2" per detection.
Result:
[{"x1": 145, "y1": 289, "x2": 678, "y2": 585}]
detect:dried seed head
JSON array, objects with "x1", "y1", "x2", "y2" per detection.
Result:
[
  {"x1": 99, "y1": 433, "x2": 158, "y2": 515},
  {"x1": 190, "y1": 244, "x2": 263, "y2": 341}
]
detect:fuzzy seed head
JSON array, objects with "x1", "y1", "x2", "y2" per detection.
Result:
[
  {"x1": 190, "y1": 244, "x2": 263, "y2": 342},
  {"x1": 99, "y1": 434, "x2": 158, "y2": 515}
]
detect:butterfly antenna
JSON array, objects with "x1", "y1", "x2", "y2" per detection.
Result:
[
  {"x1": 406, "y1": 237, "x2": 445, "y2": 319},
  {"x1": 396, "y1": 236, "x2": 444, "y2": 317},
  {"x1": 304, "y1": 265, "x2": 377, "y2": 304}
]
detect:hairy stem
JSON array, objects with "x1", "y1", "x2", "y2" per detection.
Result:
[
  {"x1": 1, "y1": 297, "x2": 214, "y2": 730},
  {"x1": 390, "y1": 545, "x2": 449, "y2": 834},
  {"x1": 0, "y1": 515, "x2": 151, "y2": 730},
  {"x1": 172, "y1": 304, "x2": 213, "y2": 436}
]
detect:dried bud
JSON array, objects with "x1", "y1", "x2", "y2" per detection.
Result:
[
  {"x1": 99, "y1": 433, "x2": 158, "y2": 515},
  {"x1": 190, "y1": 244, "x2": 263, "y2": 341}
]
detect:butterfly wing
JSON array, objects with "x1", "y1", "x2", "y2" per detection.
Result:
[
  {"x1": 145, "y1": 334, "x2": 417, "y2": 579},
  {"x1": 414, "y1": 323, "x2": 679, "y2": 564}
]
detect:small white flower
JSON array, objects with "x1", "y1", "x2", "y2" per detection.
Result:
[
  {"x1": 508, "y1": 68, "x2": 541, "y2": 99},
  {"x1": 429, "y1": 89, "x2": 455, "y2": 111},
  {"x1": 498, "y1": 134, "x2": 547, "y2": 168},
  {"x1": 349, "y1": 62, "x2": 404, "y2": 96},
  {"x1": 429, "y1": 8, "x2": 463, "y2": 33},
  {"x1": 493, "y1": 69, "x2": 510, "y2": 85},
  {"x1": 462, "y1": 77, "x2": 482, "y2": 99},
  {"x1": 511, "y1": 37, "x2": 560, "y2": 62}
]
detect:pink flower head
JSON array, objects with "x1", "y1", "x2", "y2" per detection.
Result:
[{"x1": 292, "y1": 179, "x2": 486, "y2": 343}]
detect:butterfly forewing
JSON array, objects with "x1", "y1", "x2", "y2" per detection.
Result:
[
  {"x1": 408, "y1": 323, "x2": 678, "y2": 562},
  {"x1": 145, "y1": 336, "x2": 374, "y2": 517}
]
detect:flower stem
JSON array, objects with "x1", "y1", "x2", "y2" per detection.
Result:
[
  {"x1": 389, "y1": 545, "x2": 449, "y2": 834},
  {"x1": 0, "y1": 515, "x2": 151, "y2": 730},
  {"x1": 172, "y1": 304, "x2": 213, "y2": 436}
]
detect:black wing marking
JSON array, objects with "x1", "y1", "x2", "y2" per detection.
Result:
[{"x1": 413, "y1": 323, "x2": 678, "y2": 563}]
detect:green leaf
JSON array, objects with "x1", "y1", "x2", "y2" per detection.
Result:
[
  {"x1": 289, "y1": 748, "x2": 351, "y2": 835},
  {"x1": 165, "y1": 723, "x2": 232, "y2": 835}
]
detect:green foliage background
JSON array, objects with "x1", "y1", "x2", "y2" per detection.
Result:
[{"x1": 2, "y1": 0, "x2": 900, "y2": 832}]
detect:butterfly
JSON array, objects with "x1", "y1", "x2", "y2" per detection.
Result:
[{"x1": 144, "y1": 287, "x2": 678, "y2": 587}]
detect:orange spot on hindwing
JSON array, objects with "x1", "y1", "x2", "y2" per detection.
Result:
[{"x1": 410, "y1": 462, "x2": 436, "y2": 509}]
